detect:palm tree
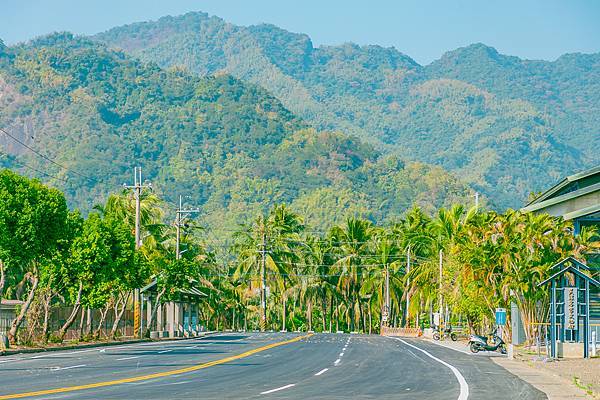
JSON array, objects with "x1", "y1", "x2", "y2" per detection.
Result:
[
  {"x1": 329, "y1": 218, "x2": 373, "y2": 332},
  {"x1": 233, "y1": 204, "x2": 304, "y2": 330}
]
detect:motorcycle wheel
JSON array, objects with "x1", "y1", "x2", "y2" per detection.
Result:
[
  {"x1": 499, "y1": 344, "x2": 507, "y2": 355},
  {"x1": 433, "y1": 332, "x2": 440, "y2": 341},
  {"x1": 469, "y1": 342, "x2": 480, "y2": 353},
  {"x1": 450, "y1": 333, "x2": 457, "y2": 341}
]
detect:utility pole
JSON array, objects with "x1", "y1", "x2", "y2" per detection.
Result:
[
  {"x1": 438, "y1": 249, "x2": 443, "y2": 329},
  {"x1": 174, "y1": 195, "x2": 199, "y2": 260},
  {"x1": 474, "y1": 192, "x2": 479, "y2": 209},
  {"x1": 123, "y1": 167, "x2": 152, "y2": 338},
  {"x1": 405, "y1": 246, "x2": 411, "y2": 328},
  {"x1": 383, "y1": 263, "x2": 389, "y2": 327},
  {"x1": 259, "y1": 221, "x2": 267, "y2": 332}
]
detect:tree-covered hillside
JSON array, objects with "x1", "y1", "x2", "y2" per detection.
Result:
[
  {"x1": 0, "y1": 34, "x2": 472, "y2": 236},
  {"x1": 95, "y1": 12, "x2": 598, "y2": 209}
]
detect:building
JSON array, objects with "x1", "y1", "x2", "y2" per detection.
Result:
[
  {"x1": 521, "y1": 165, "x2": 600, "y2": 356},
  {"x1": 140, "y1": 280, "x2": 207, "y2": 338},
  {"x1": 522, "y1": 165, "x2": 600, "y2": 239}
]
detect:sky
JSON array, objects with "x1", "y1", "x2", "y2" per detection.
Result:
[{"x1": 2, "y1": 0, "x2": 599, "y2": 64}]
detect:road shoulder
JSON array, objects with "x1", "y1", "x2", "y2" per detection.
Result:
[
  {"x1": 420, "y1": 338, "x2": 591, "y2": 399},
  {"x1": 427, "y1": 340, "x2": 593, "y2": 400},
  {"x1": 491, "y1": 357, "x2": 592, "y2": 400}
]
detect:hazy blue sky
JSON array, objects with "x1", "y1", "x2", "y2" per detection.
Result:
[{"x1": 2, "y1": 0, "x2": 599, "y2": 64}]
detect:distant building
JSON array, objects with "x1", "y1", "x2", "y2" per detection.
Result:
[{"x1": 521, "y1": 165, "x2": 600, "y2": 343}]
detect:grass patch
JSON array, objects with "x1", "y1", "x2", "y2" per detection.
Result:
[{"x1": 572, "y1": 376, "x2": 594, "y2": 396}]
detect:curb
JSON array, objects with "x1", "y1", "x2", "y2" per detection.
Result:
[{"x1": 0, "y1": 331, "x2": 217, "y2": 357}]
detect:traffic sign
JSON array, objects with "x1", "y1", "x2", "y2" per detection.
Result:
[{"x1": 495, "y1": 308, "x2": 507, "y2": 325}]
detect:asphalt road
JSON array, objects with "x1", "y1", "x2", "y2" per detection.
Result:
[{"x1": 0, "y1": 333, "x2": 545, "y2": 399}]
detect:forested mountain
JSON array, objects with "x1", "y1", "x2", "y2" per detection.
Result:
[
  {"x1": 0, "y1": 34, "x2": 471, "y2": 236},
  {"x1": 95, "y1": 12, "x2": 599, "y2": 209}
]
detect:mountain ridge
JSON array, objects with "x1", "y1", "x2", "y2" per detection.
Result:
[
  {"x1": 0, "y1": 33, "x2": 473, "y2": 236},
  {"x1": 93, "y1": 11, "x2": 599, "y2": 209}
]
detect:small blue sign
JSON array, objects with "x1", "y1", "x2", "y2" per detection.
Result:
[{"x1": 495, "y1": 308, "x2": 507, "y2": 325}]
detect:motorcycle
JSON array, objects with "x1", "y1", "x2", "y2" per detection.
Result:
[
  {"x1": 468, "y1": 328, "x2": 507, "y2": 354},
  {"x1": 432, "y1": 325, "x2": 457, "y2": 341}
]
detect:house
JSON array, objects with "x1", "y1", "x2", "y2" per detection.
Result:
[
  {"x1": 521, "y1": 165, "x2": 600, "y2": 355},
  {"x1": 522, "y1": 165, "x2": 600, "y2": 238}
]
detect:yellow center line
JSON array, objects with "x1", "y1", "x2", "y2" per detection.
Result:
[{"x1": 0, "y1": 334, "x2": 313, "y2": 400}]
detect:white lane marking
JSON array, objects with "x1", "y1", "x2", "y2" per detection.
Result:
[
  {"x1": 260, "y1": 384, "x2": 295, "y2": 394},
  {"x1": 116, "y1": 356, "x2": 141, "y2": 361},
  {"x1": 0, "y1": 358, "x2": 17, "y2": 364},
  {"x1": 339, "y1": 352, "x2": 344, "y2": 357},
  {"x1": 315, "y1": 368, "x2": 328, "y2": 376},
  {"x1": 391, "y1": 338, "x2": 469, "y2": 400},
  {"x1": 334, "y1": 358, "x2": 341, "y2": 366},
  {"x1": 51, "y1": 364, "x2": 86, "y2": 371},
  {"x1": 158, "y1": 349, "x2": 172, "y2": 354},
  {"x1": 22, "y1": 348, "x2": 100, "y2": 360}
]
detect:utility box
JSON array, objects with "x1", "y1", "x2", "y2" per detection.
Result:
[{"x1": 511, "y1": 302, "x2": 526, "y2": 345}]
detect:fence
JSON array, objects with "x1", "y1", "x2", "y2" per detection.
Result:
[
  {"x1": 0, "y1": 306, "x2": 135, "y2": 341},
  {"x1": 380, "y1": 326, "x2": 421, "y2": 337},
  {"x1": 47, "y1": 307, "x2": 136, "y2": 340},
  {"x1": 530, "y1": 322, "x2": 600, "y2": 354},
  {"x1": 0, "y1": 317, "x2": 15, "y2": 335}
]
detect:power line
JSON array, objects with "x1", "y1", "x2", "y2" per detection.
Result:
[
  {"x1": 0, "y1": 127, "x2": 95, "y2": 182},
  {"x1": 7, "y1": 155, "x2": 69, "y2": 183}
]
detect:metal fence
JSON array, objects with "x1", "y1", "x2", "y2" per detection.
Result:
[{"x1": 0, "y1": 307, "x2": 135, "y2": 341}]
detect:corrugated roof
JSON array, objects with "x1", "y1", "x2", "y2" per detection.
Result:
[
  {"x1": 562, "y1": 203, "x2": 600, "y2": 221},
  {"x1": 521, "y1": 182, "x2": 600, "y2": 213},
  {"x1": 527, "y1": 165, "x2": 600, "y2": 206}
]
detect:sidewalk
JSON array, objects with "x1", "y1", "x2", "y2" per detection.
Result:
[
  {"x1": 425, "y1": 339, "x2": 594, "y2": 399},
  {"x1": 492, "y1": 357, "x2": 591, "y2": 399}
]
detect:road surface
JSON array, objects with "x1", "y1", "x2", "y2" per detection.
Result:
[{"x1": 0, "y1": 333, "x2": 545, "y2": 399}]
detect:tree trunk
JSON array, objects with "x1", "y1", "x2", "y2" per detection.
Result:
[
  {"x1": 321, "y1": 293, "x2": 327, "y2": 333},
  {"x1": 57, "y1": 281, "x2": 83, "y2": 341},
  {"x1": 7, "y1": 273, "x2": 39, "y2": 344},
  {"x1": 42, "y1": 290, "x2": 53, "y2": 343},
  {"x1": 368, "y1": 302, "x2": 372, "y2": 334},
  {"x1": 85, "y1": 307, "x2": 92, "y2": 337},
  {"x1": 78, "y1": 306, "x2": 85, "y2": 339},
  {"x1": 328, "y1": 294, "x2": 333, "y2": 333},
  {"x1": 0, "y1": 260, "x2": 5, "y2": 300},
  {"x1": 110, "y1": 292, "x2": 130, "y2": 339},
  {"x1": 307, "y1": 300, "x2": 312, "y2": 332},
  {"x1": 335, "y1": 297, "x2": 339, "y2": 332},
  {"x1": 282, "y1": 294, "x2": 286, "y2": 332},
  {"x1": 94, "y1": 303, "x2": 111, "y2": 339},
  {"x1": 144, "y1": 289, "x2": 165, "y2": 338}
]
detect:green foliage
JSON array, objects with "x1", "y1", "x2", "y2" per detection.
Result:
[
  {"x1": 0, "y1": 37, "x2": 473, "y2": 237},
  {"x1": 0, "y1": 169, "x2": 69, "y2": 270},
  {"x1": 95, "y1": 12, "x2": 599, "y2": 209},
  {"x1": 0, "y1": 169, "x2": 595, "y2": 342}
]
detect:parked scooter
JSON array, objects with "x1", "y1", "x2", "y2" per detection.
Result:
[
  {"x1": 468, "y1": 328, "x2": 507, "y2": 354},
  {"x1": 432, "y1": 325, "x2": 457, "y2": 341}
]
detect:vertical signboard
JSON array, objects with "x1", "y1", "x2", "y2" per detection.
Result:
[
  {"x1": 564, "y1": 287, "x2": 578, "y2": 331},
  {"x1": 495, "y1": 308, "x2": 507, "y2": 325}
]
